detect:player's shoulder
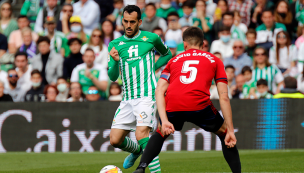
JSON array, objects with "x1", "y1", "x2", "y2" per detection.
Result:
[
  {"x1": 109, "y1": 35, "x2": 125, "y2": 47},
  {"x1": 140, "y1": 30, "x2": 159, "y2": 41}
]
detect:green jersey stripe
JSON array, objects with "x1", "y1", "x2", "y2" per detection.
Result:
[
  {"x1": 150, "y1": 51, "x2": 157, "y2": 90},
  {"x1": 139, "y1": 59, "x2": 145, "y2": 97},
  {"x1": 143, "y1": 54, "x2": 149, "y2": 97},
  {"x1": 132, "y1": 66, "x2": 137, "y2": 99},
  {"x1": 146, "y1": 53, "x2": 153, "y2": 98},
  {"x1": 125, "y1": 61, "x2": 131, "y2": 100},
  {"x1": 120, "y1": 58, "x2": 127, "y2": 100}
]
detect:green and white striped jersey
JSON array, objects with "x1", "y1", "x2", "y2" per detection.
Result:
[
  {"x1": 252, "y1": 65, "x2": 284, "y2": 93},
  {"x1": 108, "y1": 30, "x2": 171, "y2": 101}
]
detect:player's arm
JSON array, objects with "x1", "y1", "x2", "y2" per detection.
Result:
[
  {"x1": 108, "y1": 43, "x2": 120, "y2": 81},
  {"x1": 153, "y1": 35, "x2": 172, "y2": 70},
  {"x1": 155, "y1": 79, "x2": 175, "y2": 136}
]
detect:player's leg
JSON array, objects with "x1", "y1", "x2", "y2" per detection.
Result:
[
  {"x1": 189, "y1": 105, "x2": 241, "y2": 173},
  {"x1": 133, "y1": 112, "x2": 185, "y2": 173},
  {"x1": 110, "y1": 101, "x2": 142, "y2": 155}
]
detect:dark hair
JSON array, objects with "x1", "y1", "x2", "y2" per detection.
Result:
[
  {"x1": 109, "y1": 82, "x2": 122, "y2": 96},
  {"x1": 241, "y1": 66, "x2": 252, "y2": 75},
  {"x1": 62, "y1": 3, "x2": 73, "y2": 8},
  {"x1": 14, "y1": 52, "x2": 28, "y2": 60},
  {"x1": 17, "y1": 15, "x2": 28, "y2": 20},
  {"x1": 167, "y1": 12, "x2": 180, "y2": 19},
  {"x1": 123, "y1": 5, "x2": 141, "y2": 20},
  {"x1": 57, "y1": 76, "x2": 66, "y2": 82},
  {"x1": 246, "y1": 29, "x2": 257, "y2": 37},
  {"x1": 262, "y1": 9, "x2": 274, "y2": 16},
  {"x1": 153, "y1": 26, "x2": 163, "y2": 32},
  {"x1": 44, "y1": 85, "x2": 59, "y2": 96},
  {"x1": 257, "y1": 79, "x2": 268, "y2": 86},
  {"x1": 225, "y1": 65, "x2": 235, "y2": 71},
  {"x1": 7, "y1": 68, "x2": 16, "y2": 73},
  {"x1": 145, "y1": 3, "x2": 156, "y2": 10},
  {"x1": 217, "y1": 0, "x2": 228, "y2": 6},
  {"x1": 182, "y1": 26, "x2": 204, "y2": 47},
  {"x1": 68, "y1": 37, "x2": 82, "y2": 46},
  {"x1": 37, "y1": 36, "x2": 50, "y2": 45},
  {"x1": 31, "y1": 69, "x2": 41, "y2": 77},
  {"x1": 253, "y1": 47, "x2": 271, "y2": 68},
  {"x1": 284, "y1": 76, "x2": 297, "y2": 89},
  {"x1": 182, "y1": 0, "x2": 195, "y2": 8},
  {"x1": 84, "y1": 48, "x2": 95, "y2": 54},
  {"x1": 101, "y1": 19, "x2": 115, "y2": 42},
  {"x1": 276, "y1": 31, "x2": 291, "y2": 63},
  {"x1": 220, "y1": 25, "x2": 231, "y2": 32},
  {"x1": 274, "y1": 0, "x2": 292, "y2": 24},
  {"x1": 222, "y1": 11, "x2": 234, "y2": 18},
  {"x1": 114, "y1": 0, "x2": 123, "y2": 3}
]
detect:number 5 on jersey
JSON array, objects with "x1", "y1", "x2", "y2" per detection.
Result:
[{"x1": 180, "y1": 60, "x2": 199, "y2": 84}]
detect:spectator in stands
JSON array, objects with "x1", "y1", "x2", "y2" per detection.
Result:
[
  {"x1": 101, "y1": 19, "x2": 122, "y2": 46},
  {"x1": 72, "y1": 0, "x2": 100, "y2": 35},
  {"x1": 295, "y1": 0, "x2": 304, "y2": 26},
  {"x1": 81, "y1": 29, "x2": 108, "y2": 68},
  {"x1": 250, "y1": 0, "x2": 274, "y2": 27},
  {"x1": 252, "y1": 47, "x2": 284, "y2": 94},
  {"x1": 141, "y1": 3, "x2": 167, "y2": 33},
  {"x1": 0, "y1": 33, "x2": 8, "y2": 58},
  {"x1": 297, "y1": 65, "x2": 304, "y2": 93},
  {"x1": 0, "y1": 2, "x2": 18, "y2": 38},
  {"x1": 156, "y1": 0, "x2": 183, "y2": 19},
  {"x1": 299, "y1": 42, "x2": 304, "y2": 73},
  {"x1": 202, "y1": 39, "x2": 209, "y2": 52},
  {"x1": 34, "y1": 0, "x2": 62, "y2": 33},
  {"x1": 24, "y1": 70, "x2": 46, "y2": 102},
  {"x1": 67, "y1": 82, "x2": 84, "y2": 102},
  {"x1": 19, "y1": 27, "x2": 37, "y2": 59},
  {"x1": 20, "y1": 0, "x2": 42, "y2": 28},
  {"x1": 191, "y1": 0, "x2": 213, "y2": 43},
  {"x1": 4, "y1": 68, "x2": 26, "y2": 102},
  {"x1": 85, "y1": 86, "x2": 103, "y2": 101},
  {"x1": 108, "y1": 82, "x2": 122, "y2": 101},
  {"x1": 70, "y1": 48, "x2": 108, "y2": 97},
  {"x1": 9, "y1": 15, "x2": 38, "y2": 54},
  {"x1": 39, "y1": 16, "x2": 69, "y2": 58},
  {"x1": 15, "y1": 52, "x2": 32, "y2": 92},
  {"x1": 205, "y1": 0, "x2": 217, "y2": 18},
  {"x1": 56, "y1": 77, "x2": 69, "y2": 102},
  {"x1": 227, "y1": 0, "x2": 253, "y2": 26},
  {"x1": 178, "y1": 1, "x2": 194, "y2": 27},
  {"x1": 213, "y1": 0, "x2": 228, "y2": 22},
  {"x1": 245, "y1": 29, "x2": 257, "y2": 59},
  {"x1": 224, "y1": 40, "x2": 252, "y2": 75},
  {"x1": 44, "y1": 85, "x2": 58, "y2": 102},
  {"x1": 210, "y1": 26, "x2": 234, "y2": 59},
  {"x1": 0, "y1": 64, "x2": 8, "y2": 89},
  {"x1": 241, "y1": 66, "x2": 255, "y2": 99},
  {"x1": 295, "y1": 26, "x2": 304, "y2": 49},
  {"x1": 107, "y1": 0, "x2": 124, "y2": 32},
  {"x1": 31, "y1": 36, "x2": 63, "y2": 86},
  {"x1": 274, "y1": 77, "x2": 304, "y2": 98},
  {"x1": 66, "y1": 16, "x2": 89, "y2": 44},
  {"x1": 175, "y1": 25, "x2": 189, "y2": 54},
  {"x1": 269, "y1": 31, "x2": 297, "y2": 76},
  {"x1": 0, "y1": 80, "x2": 13, "y2": 101},
  {"x1": 231, "y1": 74, "x2": 245, "y2": 99},
  {"x1": 210, "y1": 65, "x2": 234, "y2": 99},
  {"x1": 152, "y1": 27, "x2": 165, "y2": 41},
  {"x1": 58, "y1": 3, "x2": 73, "y2": 34},
  {"x1": 213, "y1": 52, "x2": 223, "y2": 61},
  {"x1": 165, "y1": 12, "x2": 183, "y2": 44},
  {"x1": 255, "y1": 10, "x2": 287, "y2": 50},
  {"x1": 274, "y1": 0, "x2": 297, "y2": 40},
  {"x1": 63, "y1": 38, "x2": 83, "y2": 80},
  {"x1": 212, "y1": 12, "x2": 233, "y2": 41},
  {"x1": 250, "y1": 79, "x2": 273, "y2": 99},
  {"x1": 232, "y1": 10, "x2": 247, "y2": 35},
  {"x1": 165, "y1": 40, "x2": 177, "y2": 57}
]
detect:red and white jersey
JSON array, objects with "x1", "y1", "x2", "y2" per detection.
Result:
[{"x1": 160, "y1": 49, "x2": 227, "y2": 112}]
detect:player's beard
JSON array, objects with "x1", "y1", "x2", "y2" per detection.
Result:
[{"x1": 124, "y1": 24, "x2": 139, "y2": 38}]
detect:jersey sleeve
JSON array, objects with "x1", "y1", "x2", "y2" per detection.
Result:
[
  {"x1": 214, "y1": 58, "x2": 228, "y2": 84},
  {"x1": 153, "y1": 34, "x2": 173, "y2": 70},
  {"x1": 160, "y1": 61, "x2": 172, "y2": 83},
  {"x1": 107, "y1": 42, "x2": 120, "y2": 81}
]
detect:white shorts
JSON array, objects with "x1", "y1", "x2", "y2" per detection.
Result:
[{"x1": 111, "y1": 97, "x2": 157, "y2": 132}]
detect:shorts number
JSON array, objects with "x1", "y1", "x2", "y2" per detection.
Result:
[{"x1": 180, "y1": 60, "x2": 199, "y2": 84}]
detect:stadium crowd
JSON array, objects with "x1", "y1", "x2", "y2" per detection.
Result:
[{"x1": 1, "y1": 0, "x2": 304, "y2": 102}]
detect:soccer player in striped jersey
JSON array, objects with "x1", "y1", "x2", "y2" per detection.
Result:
[{"x1": 108, "y1": 5, "x2": 172, "y2": 173}]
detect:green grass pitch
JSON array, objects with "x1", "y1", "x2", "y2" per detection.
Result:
[{"x1": 0, "y1": 150, "x2": 303, "y2": 172}]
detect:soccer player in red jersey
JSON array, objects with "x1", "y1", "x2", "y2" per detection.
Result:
[{"x1": 133, "y1": 27, "x2": 241, "y2": 173}]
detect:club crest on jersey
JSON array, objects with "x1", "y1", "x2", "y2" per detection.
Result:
[
  {"x1": 141, "y1": 36, "x2": 148, "y2": 41},
  {"x1": 118, "y1": 41, "x2": 126, "y2": 46}
]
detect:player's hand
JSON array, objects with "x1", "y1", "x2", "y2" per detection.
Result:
[
  {"x1": 110, "y1": 47, "x2": 120, "y2": 62},
  {"x1": 224, "y1": 131, "x2": 237, "y2": 148},
  {"x1": 161, "y1": 121, "x2": 175, "y2": 136}
]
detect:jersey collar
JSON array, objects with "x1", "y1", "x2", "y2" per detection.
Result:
[{"x1": 123, "y1": 30, "x2": 141, "y2": 40}]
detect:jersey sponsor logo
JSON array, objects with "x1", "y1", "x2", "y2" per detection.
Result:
[
  {"x1": 140, "y1": 112, "x2": 148, "y2": 119},
  {"x1": 118, "y1": 41, "x2": 126, "y2": 46},
  {"x1": 141, "y1": 36, "x2": 148, "y2": 41},
  {"x1": 128, "y1": 45, "x2": 138, "y2": 57},
  {"x1": 108, "y1": 54, "x2": 110, "y2": 62}
]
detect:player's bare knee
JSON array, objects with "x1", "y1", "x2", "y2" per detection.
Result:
[
  {"x1": 135, "y1": 128, "x2": 150, "y2": 141},
  {"x1": 109, "y1": 134, "x2": 123, "y2": 147}
]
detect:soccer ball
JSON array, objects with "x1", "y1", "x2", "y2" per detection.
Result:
[{"x1": 99, "y1": 165, "x2": 122, "y2": 173}]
